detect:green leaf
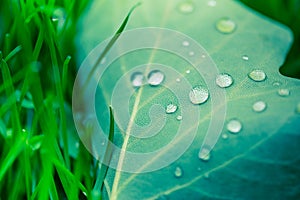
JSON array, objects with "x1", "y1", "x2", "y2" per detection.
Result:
[{"x1": 76, "y1": 0, "x2": 300, "y2": 199}]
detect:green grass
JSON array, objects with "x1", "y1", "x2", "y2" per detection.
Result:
[{"x1": 0, "y1": 0, "x2": 300, "y2": 199}]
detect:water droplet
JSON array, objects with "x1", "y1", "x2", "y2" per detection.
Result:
[
  {"x1": 222, "y1": 133, "x2": 229, "y2": 139},
  {"x1": 227, "y1": 119, "x2": 242, "y2": 134},
  {"x1": 189, "y1": 51, "x2": 195, "y2": 56},
  {"x1": 216, "y1": 17, "x2": 236, "y2": 34},
  {"x1": 75, "y1": 142, "x2": 80, "y2": 148},
  {"x1": 131, "y1": 72, "x2": 144, "y2": 87},
  {"x1": 216, "y1": 73, "x2": 233, "y2": 88},
  {"x1": 182, "y1": 41, "x2": 190, "y2": 47},
  {"x1": 174, "y1": 166, "x2": 183, "y2": 178},
  {"x1": 22, "y1": 129, "x2": 26, "y2": 133},
  {"x1": 100, "y1": 57, "x2": 106, "y2": 64},
  {"x1": 186, "y1": 69, "x2": 191, "y2": 74},
  {"x1": 296, "y1": 103, "x2": 300, "y2": 114},
  {"x1": 252, "y1": 101, "x2": 267, "y2": 112},
  {"x1": 51, "y1": 8, "x2": 66, "y2": 31},
  {"x1": 189, "y1": 85, "x2": 209, "y2": 105},
  {"x1": 166, "y1": 103, "x2": 178, "y2": 114},
  {"x1": 176, "y1": 78, "x2": 181, "y2": 82},
  {"x1": 277, "y1": 89, "x2": 290, "y2": 97},
  {"x1": 272, "y1": 81, "x2": 281, "y2": 87},
  {"x1": 204, "y1": 172, "x2": 210, "y2": 179},
  {"x1": 197, "y1": 167, "x2": 202, "y2": 171},
  {"x1": 198, "y1": 147, "x2": 211, "y2": 161},
  {"x1": 148, "y1": 70, "x2": 164, "y2": 86},
  {"x1": 207, "y1": 0, "x2": 217, "y2": 7},
  {"x1": 176, "y1": 115, "x2": 183, "y2": 121},
  {"x1": 201, "y1": 54, "x2": 206, "y2": 58},
  {"x1": 242, "y1": 55, "x2": 249, "y2": 61},
  {"x1": 178, "y1": 2, "x2": 194, "y2": 14},
  {"x1": 248, "y1": 69, "x2": 267, "y2": 82}
]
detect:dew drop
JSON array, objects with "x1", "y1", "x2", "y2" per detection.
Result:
[
  {"x1": 176, "y1": 115, "x2": 183, "y2": 121},
  {"x1": 242, "y1": 55, "x2": 249, "y2": 61},
  {"x1": 222, "y1": 133, "x2": 229, "y2": 139},
  {"x1": 131, "y1": 72, "x2": 144, "y2": 88},
  {"x1": 148, "y1": 70, "x2": 164, "y2": 86},
  {"x1": 182, "y1": 41, "x2": 190, "y2": 47},
  {"x1": 216, "y1": 17, "x2": 236, "y2": 34},
  {"x1": 51, "y1": 8, "x2": 66, "y2": 31},
  {"x1": 272, "y1": 81, "x2": 281, "y2": 87},
  {"x1": 227, "y1": 119, "x2": 242, "y2": 134},
  {"x1": 198, "y1": 147, "x2": 211, "y2": 162},
  {"x1": 189, "y1": 51, "x2": 195, "y2": 56},
  {"x1": 248, "y1": 69, "x2": 267, "y2": 82},
  {"x1": 277, "y1": 89, "x2": 290, "y2": 97},
  {"x1": 189, "y1": 85, "x2": 209, "y2": 105},
  {"x1": 166, "y1": 103, "x2": 178, "y2": 114},
  {"x1": 201, "y1": 54, "x2": 206, "y2": 58},
  {"x1": 252, "y1": 101, "x2": 267, "y2": 113},
  {"x1": 207, "y1": 0, "x2": 217, "y2": 7},
  {"x1": 178, "y1": 2, "x2": 194, "y2": 14},
  {"x1": 204, "y1": 172, "x2": 210, "y2": 179},
  {"x1": 75, "y1": 142, "x2": 80, "y2": 148},
  {"x1": 174, "y1": 166, "x2": 183, "y2": 178},
  {"x1": 216, "y1": 73, "x2": 233, "y2": 88},
  {"x1": 186, "y1": 69, "x2": 191, "y2": 74},
  {"x1": 176, "y1": 78, "x2": 181, "y2": 82}
]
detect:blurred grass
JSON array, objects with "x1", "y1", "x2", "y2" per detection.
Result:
[
  {"x1": 0, "y1": 0, "x2": 300, "y2": 199},
  {"x1": 241, "y1": 0, "x2": 300, "y2": 78}
]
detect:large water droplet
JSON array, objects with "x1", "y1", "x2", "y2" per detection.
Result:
[
  {"x1": 252, "y1": 101, "x2": 267, "y2": 113},
  {"x1": 277, "y1": 89, "x2": 290, "y2": 97},
  {"x1": 148, "y1": 70, "x2": 164, "y2": 86},
  {"x1": 174, "y1": 166, "x2": 183, "y2": 178},
  {"x1": 166, "y1": 103, "x2": 178, "y2": 114},
  {"x1": 189, "y1": 86, "x2": 209, "y2": 105},
  {"x1": 198, "y1": 147, "x2": 211, "y2": 162},
  {"x1": 216, "y1": 18, "x2": 236, "y2": 34},
  {"x1": 178, "y1": 2, "x2": 194, "y2": 14},
  {"x1": 248, "y1": 69, "x2": 267, "y2": 82},
  {"x1": 216, "y1": 73, "x2": 233, "y2": 88},
  {"x1": 131, "y1": 72, "x2": 144, "y2": 87},
  {"x1": 227, "y1": 119, "x2": 242, "y2": 134}
]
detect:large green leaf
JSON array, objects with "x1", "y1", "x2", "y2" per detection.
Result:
[{"x1": 75, "y1": 0, "x2": 300, "y2": 199}]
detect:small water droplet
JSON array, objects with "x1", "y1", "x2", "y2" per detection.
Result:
[
  {"x1": 252, "y1": 101, "x2": 267, "y2": 112},
  {"x1": 166, "y1": 103, "x2": 178, "y2": 114},
  {"x1": 216, "y1": 17, "x2": 236, "y2": 34},
  {"x1": 248, "y1": 69, "x2": 267, "y2": 82},
  {"x1": 178, "y1": 2, "x2": 194, "y2": 14},
  {"x1": 201, "y1": 54, "x2": 206, "y2": 58},
  {"x1": 176, "y1": 115, "x2": 183, "y2": 121},
  {"x1": 296, "y1": 103, "x2": 300, "y2": 114},
  {"x1": 131, "y1": 72, "x2": 144, "y2": 87},
  {"x1": 100, "y1": 57, "x2": 106, "y2": 64},
  {"x1": 148, "y1": 70, "x2": 164, "y2": 86},
  {"x1": 222, "y1": 133, "x2": 228, "y2": 139},
  {"x1": 216, "y1": 73, "x2": 233, "y2": 88},
  {"x1": 174, "y1": 166, "x2": 183, "y2": 178},
  {"x1": 199, "y1": 147, "x2": 211, "y2": 161},
  {"x1": 197, "y1": 167, "x2": 202, "y2": 171},
  {"x1": 204, "y1": 172, "x2": 210, "y2": 179},
  {"x1": 207, "y1": 0, "x2": 217, "y2": 7},
  {"x1": 182, "y1": 41, "x2": 190, "y2": 46},
  {"x1": 242, "y1": 55, "x2": 249, "y2": 61},
  {"x1": 227, "y1": 119, "x2": 242, "y2": 134},
  {"x1": 51, "y1": 8, "x2": 66, "y2": 31},
  {"x1": 185, "y1": 69, "x2": 191, "y2": 74},
  {"x1": 189, "y1": 51, "x2": 195, "y2": 56},
  {"x1": 189, "y1": 85, "x2": 209, "y2": 105},
  {"x1": 22, "y1": 129, "x2": 26, "y2": 133},
  {"x1": 176, "y1": 78, "x2": 181, "y2": 82},
  {"x1": 272, "y1": 81, "x2": 281, "y2": 87},
  {"x1": 277, "y1": 89, "x2": 290, "y2": 97},
  {"x1": 75, "y1": 142, "x2": 80, "y2": 148}
]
